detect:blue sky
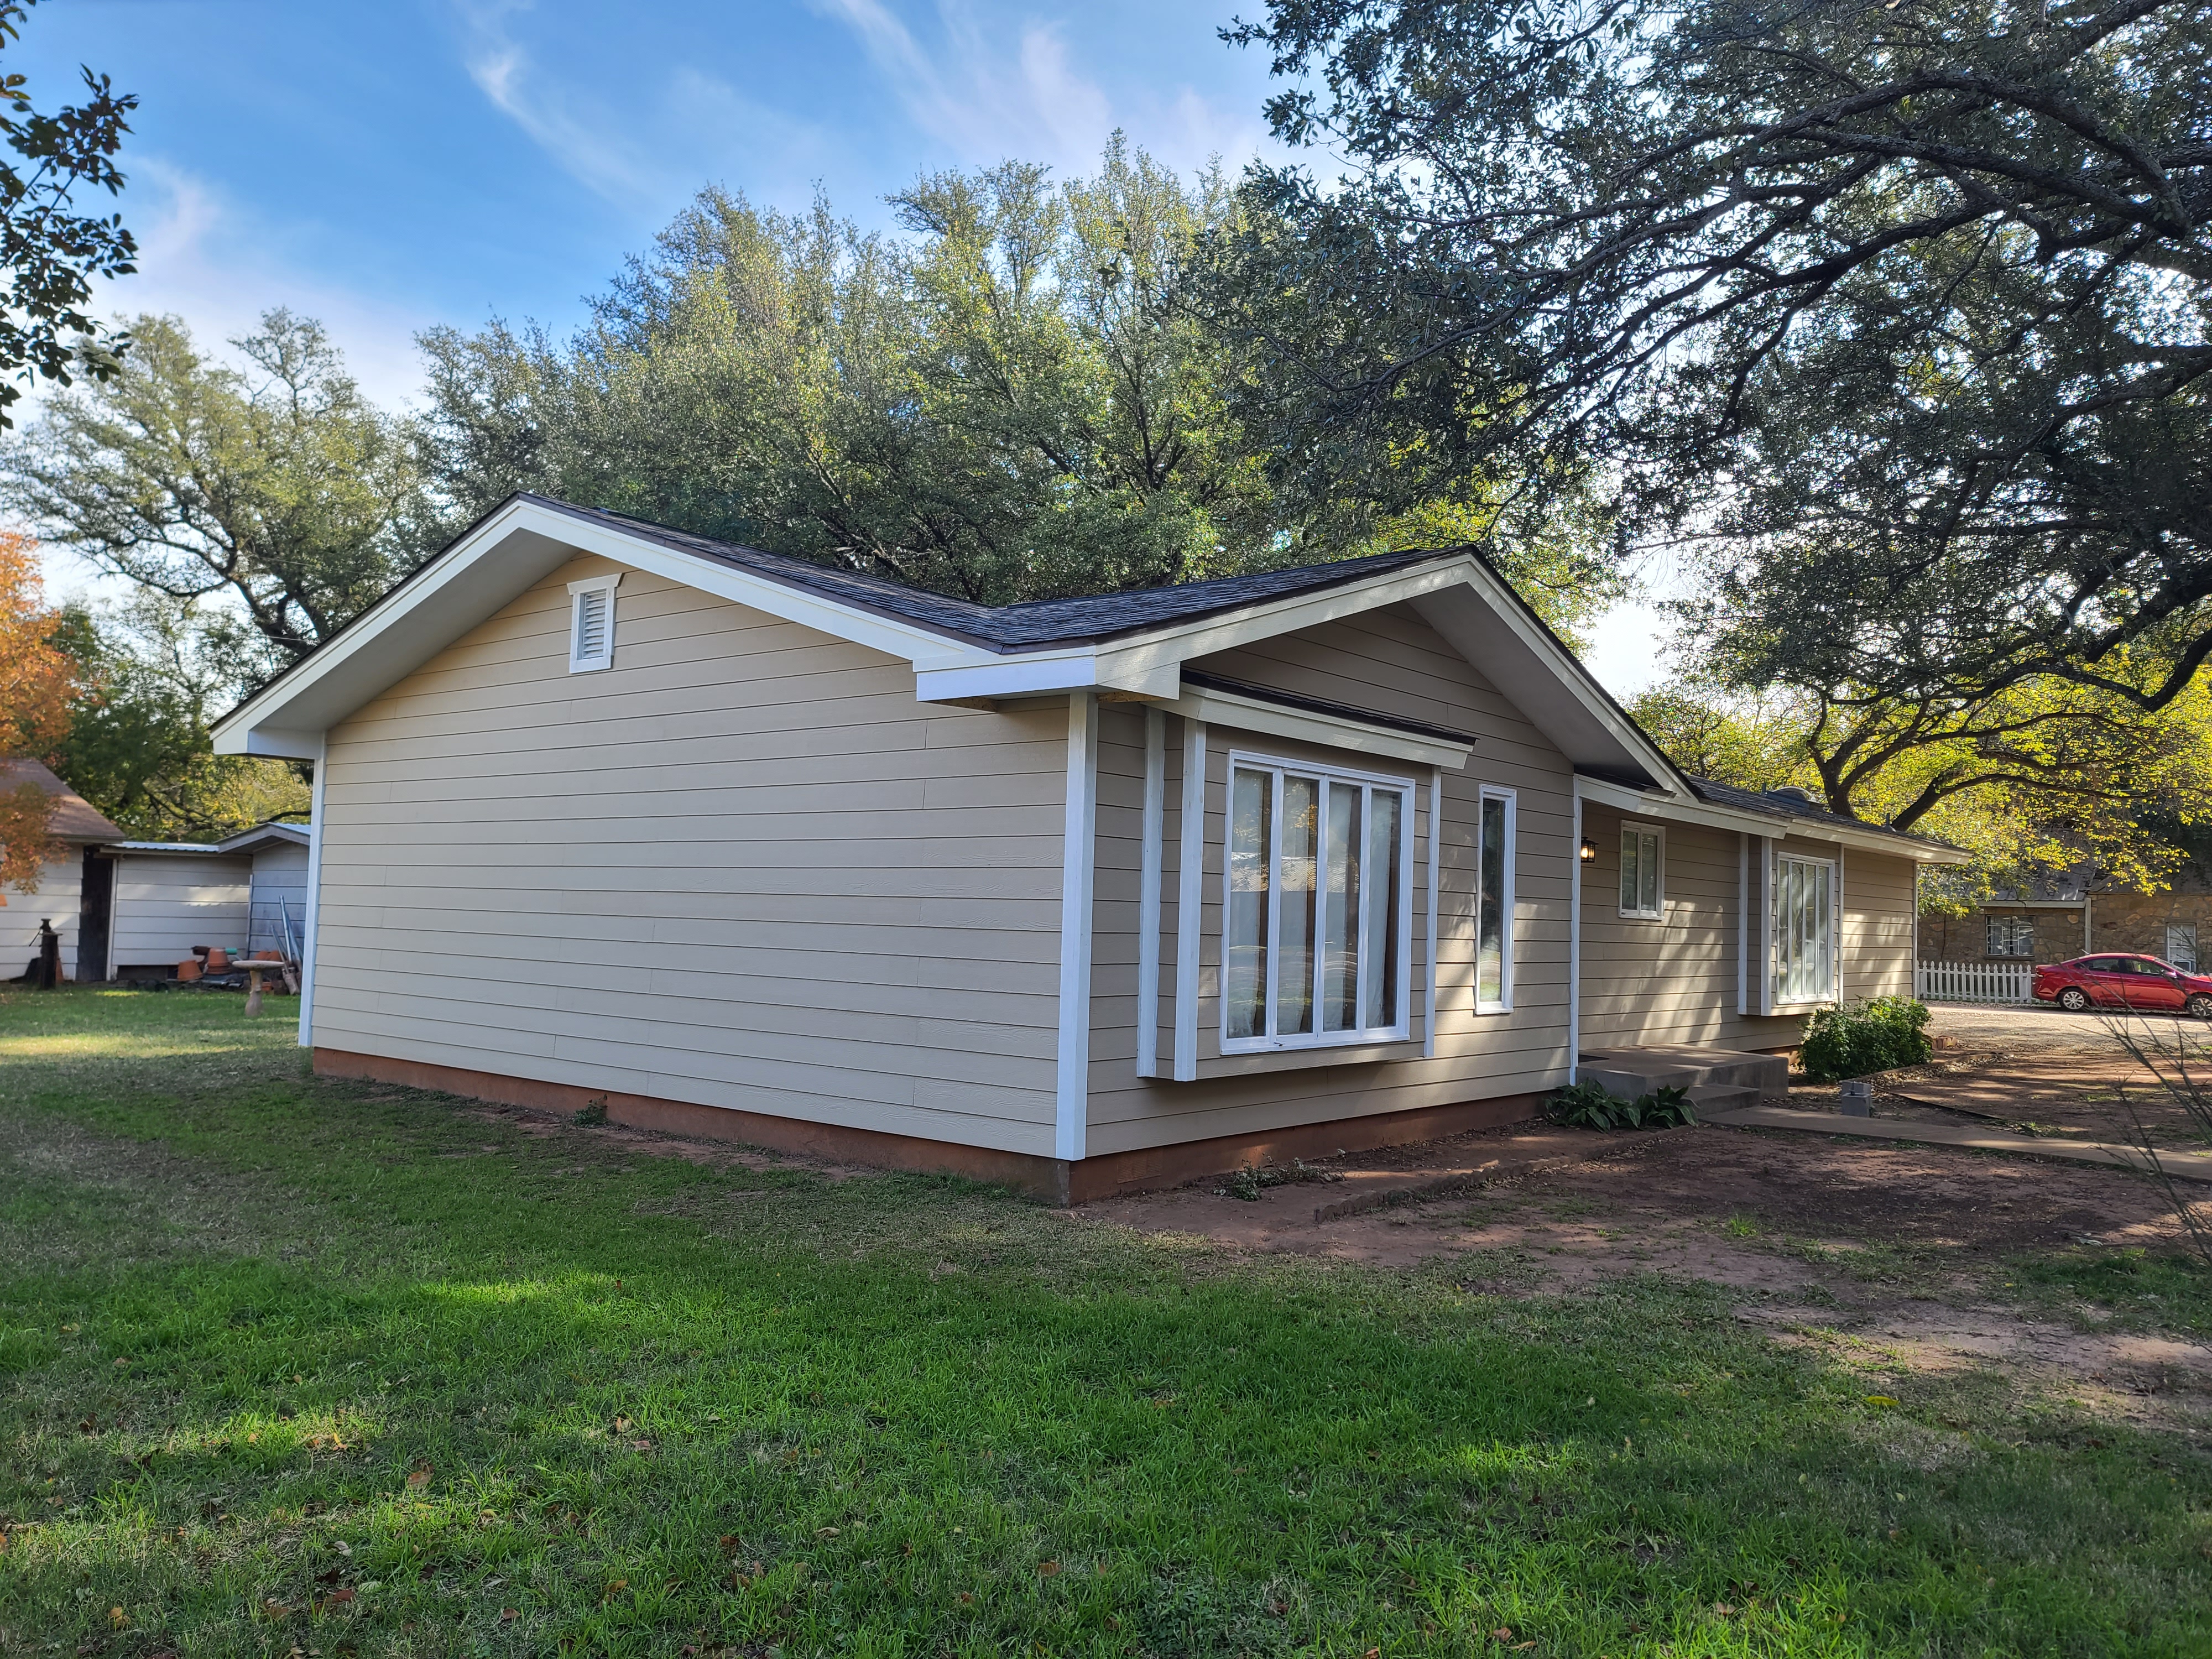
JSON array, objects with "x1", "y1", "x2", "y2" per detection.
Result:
[{"x1": 18, "y1": 0, "x2": 1672, "y2": 688}]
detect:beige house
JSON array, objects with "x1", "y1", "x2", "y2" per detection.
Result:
[{"x1": 212, "y1": 495, "x2": 1963, "y2": 1200}]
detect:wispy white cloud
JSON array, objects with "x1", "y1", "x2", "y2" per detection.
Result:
[
  {"x1": 808, "y1": 0, "x2": 1265, "y2": 179},
  {"x1": 94, "y1": 159, "x2": 430, "y2": 408},
  {"x1": 457, "y1": 1, "x2": 667, "y2": 200}
]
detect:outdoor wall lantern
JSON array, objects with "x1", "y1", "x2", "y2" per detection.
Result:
[{"x1": 1579, "y1": 837, "x2": 1598, "y2": 862}]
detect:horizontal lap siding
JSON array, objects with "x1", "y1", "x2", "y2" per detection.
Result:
[
  {"x1": 314, "y1": 556, "x2": 1065, "y2": 1154},
  {"x1": 1843, "y1": 848, "x2": 1916, "y2": 1000},
  {"x1": 111, "y1": 854, "x2": 253, "y2": 968},
  {"x1": 1578, "y1": 811, "x2": 1923, "y2": 1050},
  {"x1": 1084, "y1": 604, "x2": 1574, "y2": 1155},
  {"x1": 14, "y1": 854, "x2": 85, "y2": 980}
]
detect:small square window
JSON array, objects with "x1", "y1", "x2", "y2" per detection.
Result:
[
  {"x1": 1986, "y1": 916, "x2": 2034, "y2": 958},
  {"x1": 2167, "y1": 924, "x2": 2198, "y2": 972},
  {"x1": 1619, "y1": 825, "x2": 1662, "y2": 919},
  {"x1": 568, "y1": 574, "x2": 620, "y2": 672}
]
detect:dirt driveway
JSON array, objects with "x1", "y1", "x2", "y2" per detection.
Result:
[{"x1": 1074, "y1": 1002, "x2": 2211, "y2": 1425}]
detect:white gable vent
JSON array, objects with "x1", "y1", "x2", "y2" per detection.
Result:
[{"x1": 567, "y1": 573, "x2": 620, "y2": 673}]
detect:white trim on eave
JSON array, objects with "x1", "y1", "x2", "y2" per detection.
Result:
[{"x1": 1572, "y1": 774, "x2": 1964, "y2": 865}]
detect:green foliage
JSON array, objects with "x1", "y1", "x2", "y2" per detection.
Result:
[
  {"x1": 1, "y1": 310, "x2": 435, "y2": 678},
  {"x1": 43, "y1": 594, "x2": 306, "y2": 839},
  {"x1": 2, "y1": 987, "x2": 2207, "y2": 1654},
  {"x1": 417, "y1": 140, "x2": 1620, "y2": 630},
  {"x1": 1215, "y1": 0, "x2": 2212, "y2": 719},
  {"x1": 0, "y1": 2, "x2": 138, "y2": 427},
  {"x1": 570, "y1": 1095, "x2": 608, "y2": 1127},
  {"x1": 1798, "y1": 997, "x2": 1935, "y2": 1084},
  {"x1": 1545, "y1": 1080, "x2": 1697, "y2": 1132}
]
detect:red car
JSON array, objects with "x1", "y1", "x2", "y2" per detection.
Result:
[{"x1": 2033, "y1": 953, "x2": 2212, "y2": 1017}]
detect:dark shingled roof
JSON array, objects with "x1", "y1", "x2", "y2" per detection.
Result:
[
  {"x1": 1686, "y1": 775, "x2": 1950, "y2": 851},
  {"x1": 528, "y1": 495, "x2": 1464, "y2": 653}
]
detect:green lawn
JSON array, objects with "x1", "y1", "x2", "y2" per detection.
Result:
[{"x1": 1, "y1": 988, "x2": 2206, "y2": 1657}]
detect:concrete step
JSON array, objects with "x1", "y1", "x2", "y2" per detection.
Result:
[
  {"x1": 1687, "y1": 1083, "x2": 1760, "y2": 1114},
  {"x1": 1578, "y1": 1044, "x2": 1790, "y2": 1103}
]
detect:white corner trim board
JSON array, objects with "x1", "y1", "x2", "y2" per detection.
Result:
[
  {"x1": 296, "y1": 737, "x2": 328, "y2": 1050},
  {"x1": 1173, "y1": 718, "x2": 1207, "y2": 1082},
  {"x1": 1136, "y1": 707, "x2": 1166, "y2": 1078},
  {"x1": 1567, "y1": 793, "x2": 1582, "y2": 1083},
  {"x1": 1055, "y1": 693, "x2": 1100, "y2": 1162},
  {"x1": 1423, "y1": 766, "x2": 1442, "y2": 1059}
]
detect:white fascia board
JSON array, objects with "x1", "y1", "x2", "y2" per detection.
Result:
[
  {"x1": 214, "y1": 498, "x2": 1005, "y2": 752},
  {"x1": 1572, "y1": 774, "x2": 1966, "y2": 864},
  {"x1": 1161, "y1": 684, "x2": 1472, "y2": 769},
  {"x1": 914, "y1": 648, "x2": 1100, "y2": 701}
]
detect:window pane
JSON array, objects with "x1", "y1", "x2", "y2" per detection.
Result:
[
  {"x1": 1363, "y1": 789, "x2": 1402, "y2": 1029},
  {"x1": 1478, "y1": 795, "x2": 1506, "y2": 1004},
  {"x1": 1639, "y1": 831, "x2": 1660, "y2": 915},
  {"x1": 1226, "y1": 768, "x2": 1271, "y2": 1040},
  {"x1": 1321, "y1": 781, "x2": 1361, "y2": 1031},
  {"x1": 1619, "y1": 829, "x2": 1638, "y2": 911},
  {"x1": 1277, "y1": 775, "x2": 1318, "y2": 1036}
]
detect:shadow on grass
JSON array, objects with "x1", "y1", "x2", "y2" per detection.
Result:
[{"x1": 2, "y1": 987, "x2": 2208, "y2": 1657}]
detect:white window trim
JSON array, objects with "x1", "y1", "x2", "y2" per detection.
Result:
[
  {"x1": 1475, "y1": 784, "x2": 1516, "y2": 1014},
  {"x1": 1771, "y1": 849, "x2": 1838, "y2": 1008},
  {"x1": 567, "y1": 573, "x2": 621, "y2": 673},
  {"x1": 1220, "y1": 748, "x2": 1417, "y2": 1055},
  {"x1": 1618, "y1": 821, "x2": 1666, "y2": 920}
]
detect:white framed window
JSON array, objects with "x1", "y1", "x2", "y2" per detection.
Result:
[
  {"x1": 1475, "y1": 786, "x2": 1515, "y2": 1011},
  {"x1": 1223, "y1": 751, "x2": 1415, "y2": 1052},
  {"x1": 567, "y1": 573, "x2": 620, "y2": 672},
  {"x1": 1773, "y1": 853, "x2": 1835, "y2": 1004},
  {"x1": 1619, "y1": 823, "x2": 1663, "y2": 919},
  {"x1": 2167, "y1": 924, "x2": 2198, "y2": 972},
  {"x1": 1986, "y1": 915, "x2": 2035, "y2": 958}
]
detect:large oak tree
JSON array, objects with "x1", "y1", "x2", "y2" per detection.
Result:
[{"x1": 1211, "y1": 0, "x2": 2210, "y2": 710}]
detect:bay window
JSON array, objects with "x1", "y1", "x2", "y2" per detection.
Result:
[{"x1": 1225, "y1": 754, "x2": 1413, "y2": 1050}]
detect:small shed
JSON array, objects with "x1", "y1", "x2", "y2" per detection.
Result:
[{"x1": 102, "y1": 822, "x2": 311, "y2": 980}]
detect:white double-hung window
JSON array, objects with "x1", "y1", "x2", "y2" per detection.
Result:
[
  {"x1": 1224, "y1": 753, "x2": 1414, "y2": 1051},
  {"x1": 1773, "y1": 853, "x2": 1836, "y2": 1003}
]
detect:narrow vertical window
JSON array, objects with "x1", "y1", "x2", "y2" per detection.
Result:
[
  {"x1": 1476, "y1": 790, "x2": 1513, "y2": 1009},
  {"x1": 1321, "y1": 780, "x2": 1361, "y2": 1032},
  {"x1": 1219, "y1": 753, "x2": 1412, "y2": 1051},
  {"x1": 1362, "y1": 788, "x2": 1401, "y2": 1030},
  {"x1": 1278, "y1": 775, "x2": 1318, "y2": 1036},
  {"x1": 568, "y1": 574, "x2": 620, "y2": 673},
  {"x1": 1226, "y1": 768, "x2": 1272, "y2": 1040},
  {"x1": 1619, "y1": 826, "x2": 1662, "y2": 919}
]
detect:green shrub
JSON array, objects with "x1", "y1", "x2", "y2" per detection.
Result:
[
  {"x1": 1544, "y1": 1080, "x2": 1697, "y2": 1130},
  {"x1": 1798, "y1": 995, "x2": 1933, "y2": 1082}
]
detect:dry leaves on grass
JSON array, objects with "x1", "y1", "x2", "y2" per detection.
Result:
[{"x1": 405, "y1": 1464, "x2": 432, "y2": 1490}]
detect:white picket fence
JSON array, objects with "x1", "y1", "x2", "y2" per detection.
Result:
[{"x1": 1914, "y1": 960, "x2": 2035, "y2": 1005}]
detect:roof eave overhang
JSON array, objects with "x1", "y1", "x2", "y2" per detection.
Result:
[
  {"x1": 1574, "y1": 774, "x2": 1969, "y2": 864},
  {"x1": 917, "y1": 553, "x2": 1677, "y2": 787}
]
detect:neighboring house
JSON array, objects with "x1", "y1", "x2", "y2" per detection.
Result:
[
  {"x1": 102, "y1": 823, "x2": 311, "y2": 981},
  {"x1": 211, "y1": 494, "x2": 1964, "y2": 1201},
  {"x1": 1921, "y1": 869, "x2": 2212, "y2": 972},
  {"x1": 1, "y1": 759, "x2": 311, "y2": 983},
  {"x1": 1, "y1": 759, "x2": 123, "y2": 983}
]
